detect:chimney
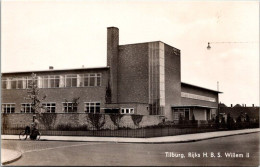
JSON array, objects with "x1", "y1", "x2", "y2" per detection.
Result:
[
  {"x1": 49, "y1": 66, "x2": 54, "y2": 70},
  {"x1": 107, "y1": 27, "x2": 119, "y2": 103},
  {"x1": 231, "y1": 104, "x2": 233, "y2": 107}
]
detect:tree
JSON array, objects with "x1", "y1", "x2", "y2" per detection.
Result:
[
  {"x1": 227, "y1": 113, "x2": 233, "y2": 129},
  {"x1": 109, "y1": 114, "x2": 124, "y2": 129},
  {"x1": 131, "y1": 115, "x2": 143, "y2": 127},
  {"x1": 215, "y1": 115, "x2": 220, "y2": 128},
  {"x1": 245, "y1": 113, "x2": 250, "y2": 122},
  {"x1": 24, "y1": 73, "x2": 46, "y2": 122},
  {"x1": 39, "y1": 113, "x2": 57, "y2": 130},
  {"x1": 87, "y1": 114, "x2": 106, "y2": 130}
]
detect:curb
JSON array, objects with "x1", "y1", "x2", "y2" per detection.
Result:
[
  {"x1": 1, "y1": 150, "x2": 22, "y2": 165},
  {"x1": 2, "y1": 129, "x2": 259, "y2": 144},
  {"x1": 137, "y1": 131, "x2": 260, "y2": 144}
]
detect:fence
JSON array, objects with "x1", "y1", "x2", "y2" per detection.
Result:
[{"x1": 2, "y1": 122, "x2": 259, "y2": 138}]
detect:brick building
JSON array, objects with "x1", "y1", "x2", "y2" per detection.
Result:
[{"x1": 1, "y1": 27, "x2": 222, "y2": 121}]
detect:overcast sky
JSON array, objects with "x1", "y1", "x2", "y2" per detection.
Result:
[{"x1": 2, "y1": 0, "x2": 259, "y2": 106}]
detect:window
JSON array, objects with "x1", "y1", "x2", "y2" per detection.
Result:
[
  {"x1": 26, "y1": 77, "x2": 35, "y2": 89},
  {"x1": 83, "y1": 74, "x2": 89, "y2": 86},
  {"x1": 84, "y1": 102, "x2": 100, "y2": 113},
  {"x1": 2, "y1": 104, "x2": 15, "y2": 113},
  {"x1": 83, "y1": 74, "x2": 101, "y2": 87},
  {"x1": 42, "y1": 103, "x2": 56, "y2": 113},
  {"x1": 97, "y1": 74, "x2": 101, "y2": 86},
  {"x1": 121, "y1": 108, "x2": 134, "y2": 114},
  {"x1": 63, "y1": 102, "x2": 78, "y2": 112},
  {"x1": 173, "y1": 108, "x2": 190, "y2": 120},
  {"x1": 49, "y1": 76, "x2": 60, "y2": 88},
  {"x1": 21, "y1": 103, "x2": 33, "y2": 113},
  {"x1": 42, "y1": 76, "x2": 49, "y2": 88},
  {"x1": 65, "y1": 74, "x2": 77, "y2": 87},
  {"x1": 10, "y1": 79, "x2": 17, "y2": 89},
  {"x1": 1, "y1": 73, "x2": 101, "y2": 89},
  {"x1": 2, "y1": 78, "x2": 7, "y2": 89},
  {"x1": 89, "y1": 74, "x2": 95, "y2": 86},
  {"x1": 17, "y1": 78, "x2": 23, "y2": 89}
]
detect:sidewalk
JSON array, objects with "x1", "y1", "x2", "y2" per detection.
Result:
[
  {"x1": 1, "y1": 149, "x2": 22, "y2": 165},
  {"x1": 2, "y1": 128, "x2": 260, "y2": 143}
]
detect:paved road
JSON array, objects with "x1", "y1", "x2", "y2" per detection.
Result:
[{"x1": 2, "y1": 132, "x2": 259, "y2": 166}]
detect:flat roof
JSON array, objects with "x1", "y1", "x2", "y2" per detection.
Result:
[
  {"x1": 120, "y1": 41, "x2": 180, "y2": 52},
  {"x1": 2, "y1": 66, "x2": 110, "y2": 74},
  {"x1": 181, "y1": 82, "x2": 223, "y2": 93},
  {"x1": 172, "y1": 105, "x2": 218, "y2": 109}
]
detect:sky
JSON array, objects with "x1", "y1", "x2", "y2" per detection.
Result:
[{"x1": 1, "y1": 0, "x2": 259, "y2": 106}]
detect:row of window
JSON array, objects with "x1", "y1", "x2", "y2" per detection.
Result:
[
  {"x1": 2, "y1": 103, "x2": 135, "y2": 115},
  {"x1": 2, "y1": 73, "x2": 101, "y2": 89},
  {"x1": 181, "y1": 92, "x2": 216, "y2": 102}
]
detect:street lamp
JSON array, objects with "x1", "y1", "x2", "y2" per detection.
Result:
[{"x1": 207, "y1": 42, "x2": 211, "y2": 50}]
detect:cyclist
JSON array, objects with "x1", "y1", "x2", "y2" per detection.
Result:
[{"x1": 30, "y1": 115, "x2": 40, "y2": 140}]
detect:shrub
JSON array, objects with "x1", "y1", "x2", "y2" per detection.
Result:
[
  {"x1": 56, "y1": 124, "x2": 88, "y2": 131},
  {"x1": 87, "y1": 114, "x2": 105, "y2": 130},
  {"x1": 131, "y1": 115, "x2": 143, "y2": 127},
  {"x1": 39, "y1": 113, "x2": 57, "y2": 130},
  {"x1": 109, "y1": 114, "x2": 124, "y2": 129}
]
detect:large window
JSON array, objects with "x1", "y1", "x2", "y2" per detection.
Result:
[
  {"x1": 83, "y1": 74, "x2": 101, "y2": 87},
  {"x1": 21, "y1": 103, "x2": 33, "y2": 113},
  {"x1": 63, "y1": 102, "x2": 78, "y2": 112},
  {"x1": 84, "y1": 102, "x2": 100, "y2": 113},
  {"x1": 2, "y1": 73, "x2": 102, "y2": 89},
  {"x1": 42, "y1": 103, "x2": 56, "y2": 113},
  {"x1": 173, "y1": 108, "x2": 190, "y2": 120},
  {"x1": 121, "y1": 108, "x2": 134, "y2": 114},
  {"x1": 2, "y1": 104, "x2": 15, "y2": 113},
  {"x1": 65, "y1": 74, "x2": 77, "y2": 87}
]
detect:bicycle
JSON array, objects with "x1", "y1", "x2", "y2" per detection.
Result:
[{"x1": 19, "y1": 126, "x2": 41, "y2": 140}]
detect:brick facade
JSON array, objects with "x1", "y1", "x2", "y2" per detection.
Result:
[
  {"x1": 1, "y1": 27, "x2": 221, "y2": 124},
  {"x1": 2, "y1": 113, "x2": 163, "y2": 129}
]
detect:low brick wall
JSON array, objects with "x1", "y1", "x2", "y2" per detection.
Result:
[{"x1": 1, "y1": 113, "x2": 163, "y2": 130}]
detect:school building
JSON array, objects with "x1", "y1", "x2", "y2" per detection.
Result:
[{"x1": 1, "y1": 27, "x2": 222, "y2": 122}]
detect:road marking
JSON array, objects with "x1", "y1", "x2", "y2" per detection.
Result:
[{"x1": 23, "y1": 142, "x2": 110, "y2": 154}]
